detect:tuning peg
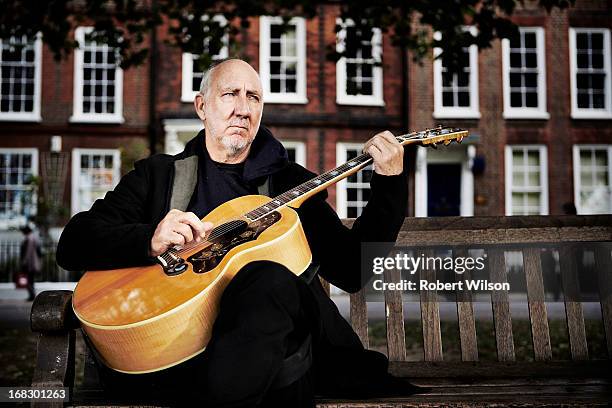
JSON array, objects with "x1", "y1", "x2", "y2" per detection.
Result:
[
  {"x1": 457, "y1": 135, "x2": 463, "y2": 143},
  {"x1": 430, "y1": 142, "x2": 438, "y2": 149},
  {"x1": 444, "y1": 139, "x2": 452, "y2": 146}
]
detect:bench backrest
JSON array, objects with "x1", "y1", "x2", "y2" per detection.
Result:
[{"x1": 329, "y1": 215, "x2": 612, "y2": 375}]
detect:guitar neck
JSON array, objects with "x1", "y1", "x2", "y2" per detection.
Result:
[{"x1": 244, "y1": 127, "x2": 467, "y2": 221}]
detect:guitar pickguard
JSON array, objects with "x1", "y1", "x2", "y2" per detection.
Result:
[{"x1": 187, "y1": 211, "x2": 281, "y2": 274}]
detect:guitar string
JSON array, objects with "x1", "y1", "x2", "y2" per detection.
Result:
[{"x1": 171, "y1": 128, "x2": 463, "y2": 257}]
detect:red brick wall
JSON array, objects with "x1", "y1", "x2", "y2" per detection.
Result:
[{"x1": 408, "y1": 4, "x2": 612, "y2": 216}]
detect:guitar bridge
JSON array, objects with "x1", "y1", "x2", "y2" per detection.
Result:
[{"x1": 156, "y1": 248, "x2": 187, "y2": 276}]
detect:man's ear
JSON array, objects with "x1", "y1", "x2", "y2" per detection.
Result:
[{"x1": 194, "y1": 93, "x2": 206, "y2": 121}]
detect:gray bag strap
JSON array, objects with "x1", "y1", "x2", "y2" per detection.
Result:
[{"x1": 256, "y1": 176, "x2": 271, "y2": 197}]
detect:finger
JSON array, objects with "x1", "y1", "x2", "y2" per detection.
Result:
[
  {"x1": 375, "y1": 133, "x2": 404, "y2": 158},
  {"x1": 371, "y1": 137, "x2": 395, "y2": 159},
  {"x1": 166, "y1": 231, "x2": 186, "y2": 247},
  {"x1": 178, "y1": 212, "x2": 208, "y2": 239},
  {"x1": 367, "y1": 144, "x2": 384, "y2": 164},
  {"x1": 380, "y1": 131, "x2": 399, "y2": 146},
  {"x1": 173, "y1": 222, "x2": 194, "y2": 243}
]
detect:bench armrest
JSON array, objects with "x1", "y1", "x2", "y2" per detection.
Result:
[
  {"x1": 30, "y1": 290, "x2": 78, "y2": 408},
  {"x1": 30, "y1": 290, "x2": 79, "y2": 332}
]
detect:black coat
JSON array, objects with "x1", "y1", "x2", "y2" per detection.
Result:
[{"x1": 56, "y1": 126, "x2": 409, "y2": 396}]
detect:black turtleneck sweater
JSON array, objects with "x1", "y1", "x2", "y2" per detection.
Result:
[{"x1": 186, "y1": 131, "x2": 287, "y2": 218}]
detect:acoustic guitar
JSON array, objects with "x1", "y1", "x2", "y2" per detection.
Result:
[{"x1": 72, "y1": 126, "x2": 468, "y2": 373}]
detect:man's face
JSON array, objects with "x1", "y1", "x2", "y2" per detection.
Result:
[{"x1": 196, "y1": 60, "x2": 264, "y2": 158}]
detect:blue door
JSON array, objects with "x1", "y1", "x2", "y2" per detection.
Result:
[{"x1": 427, "y1": 163, "x2": 461, "y2": 216}]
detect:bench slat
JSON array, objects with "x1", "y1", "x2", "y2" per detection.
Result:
[
  {"x1": 388, "y1": 360, "x2": 612, "y2": 378},
  {"x1": 488, "y1": 248, "x2": 515, "y2": 362},
  {"x1": 559, "y1": 244, "x2": 589, "y2": 360},
  {"x1": 396, "y1": 226, "x2": 612, "y2": 247},
  {"x1": 454, "y1": 248, "x2": 478, "y2": 362},
  {"x1": 350, "y1": 289, "x2": 369, "y2": 349},
  {"x1": 420, "y1": 249, "x2": 443, "y2": 362},
  {"x1": 594, "y1": 244, "x2": 612, "y2": 357},
  {"x1": 384, "y1": 265, "x2": 406, "y2": 361},
  {"x1": 523, "y1": 247, "x2": 552, "y2": 361}
]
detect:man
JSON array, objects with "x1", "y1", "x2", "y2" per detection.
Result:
[{"x1": 57, "y1": 59, "x2": 418, "y2": 407}]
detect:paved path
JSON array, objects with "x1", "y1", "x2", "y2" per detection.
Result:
[{"x1": 0, "y1": 282, "x2": 76, "y2": 329}]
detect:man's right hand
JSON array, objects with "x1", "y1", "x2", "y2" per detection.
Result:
[{"x1": 150, "y1": 209, "x2": 214, "y2": 257}]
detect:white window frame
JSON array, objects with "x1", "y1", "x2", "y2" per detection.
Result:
[
  {"x1": 336, "y1": 142, "x2": 372, "y2": 218},
  {"x1": 181, "y1": 15, "x2": 229, "y2": 103},
  {"x1": 163, "y1": 118, "x2": 202, "y2": 155},
  {"x1": 280, "y1": 140, "x2": 306, "y2": 167},
  {"x1": 569, "y1": 28, "x2": 612, "y2": 119},
  {"x1": 0, "y1": 148, "x2": 38, "y2": 230},
  {"x1": 0, "y1": 34, "x2": 42, "y2": 122},
  {"x1": 335, "y1": 18, "x2": 384, "y2": 106},
  {"x1": 572, "y1": 144, "x2": 612, "y2": 214},
  {"x1": 502, "y1": 27, "x2": 549, "y2": 119},
  {"x1": 71, "y1": 148, "x2": 121, "y2": 215},
  {"x1": 71, "y1": 27, "x2": 124, "y2": 123},
  {"x1": 433, "y1": 28, "x2": 481, "y2": 119},
  {"x1": 259, "y1": 16, "x2": 307, "y2": 104},
  {"x1": 504, "y1": 145, "x2": 549, "y2": 216}
]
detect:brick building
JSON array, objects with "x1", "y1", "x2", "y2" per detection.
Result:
[{"x1": 0, "y1": 2, "x2": 611, "y2": 237}]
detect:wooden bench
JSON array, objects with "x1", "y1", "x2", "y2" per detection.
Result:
[{"x1": 31, "y1": 215, "x2": 612, "y2": 407}]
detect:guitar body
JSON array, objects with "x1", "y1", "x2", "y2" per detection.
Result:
[{"x1": 72, "y1": 195, "x2": 312, "y2": 374}]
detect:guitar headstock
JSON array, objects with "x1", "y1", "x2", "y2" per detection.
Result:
[{"x1": 397, "y1": 125, "x2": 468, "y2": 148}]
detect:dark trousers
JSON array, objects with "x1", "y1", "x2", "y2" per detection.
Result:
[
  {"x1": 97, "y1": 261, "x2": 320, "y2": 408},
  {"x1": 25, "y1": 269, "x2": 36, "y2": 300}
]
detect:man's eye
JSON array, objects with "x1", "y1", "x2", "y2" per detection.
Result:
[
  {"x1": 248, "y1": 95, "x2": 260, "y2": 102},
  {"x1": 222, "y1": 92, "x2": 234, "y2": 97}
]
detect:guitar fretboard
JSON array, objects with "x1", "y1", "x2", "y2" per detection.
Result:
[{"x1": 245, "y1": 151, "x2": 373, "y2": 221}]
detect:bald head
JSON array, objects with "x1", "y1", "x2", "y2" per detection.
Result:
[{"x1": 199, "y1": 59, "x2": 262, "y2": 101}]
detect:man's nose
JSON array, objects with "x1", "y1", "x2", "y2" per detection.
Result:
[{"x1": 234, "y1": 94, "x2": 250, "y2": 117}]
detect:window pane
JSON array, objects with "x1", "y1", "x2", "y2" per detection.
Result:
[
  {"x1": 528, "y1": 171, "x2": 540, "y2": 187},
  {"x1": 513, "y1": 150, "x2": 524, "y2": 165},
  {"x1": 524, "y1": 73, "x2": 538, "y2": 88},
  {"x1": 510, "y1": 92, "x2": 522, "y2": 107},
  {"x1": 526, "y1": 92, "x2": 538, "y2": 107},
  {"x1": 524, "y1": 33, "x2": 536, "y2": 49},
  {"x1": 510, "y1": 52, "x2": 521, "y2": 67},
  {"x1": 457, "y1": 91, "x2": 470, "y2": 107},
  {"x1": 442, "y1": 91, "x2": 454, "y2": 106},
  {"x1": 594, "y1": 150, "x2": 607, "y2": 166},
  {"x1": 527, "y1": 151, "x2": 539, "y2": 166}
]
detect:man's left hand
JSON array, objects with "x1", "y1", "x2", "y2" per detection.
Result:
[{"x1": 363, "y1": 131, "x2": 404, "y2": 176}]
